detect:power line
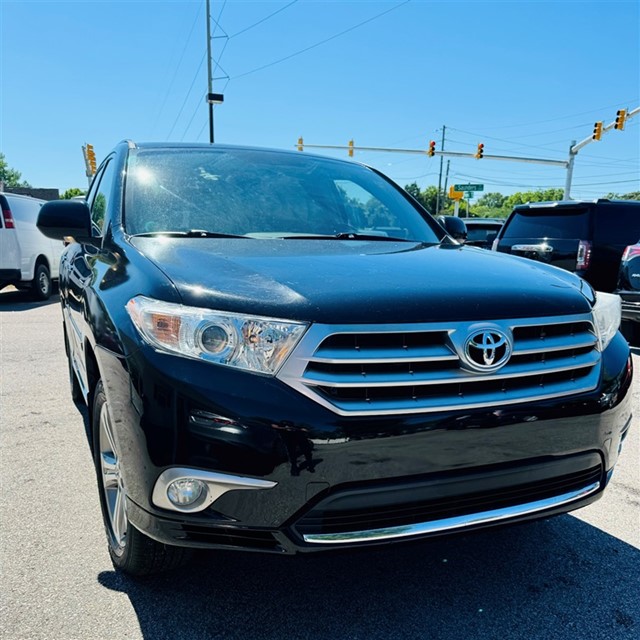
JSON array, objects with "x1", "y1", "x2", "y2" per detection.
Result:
[
  {"x1": 475, "y1": 99, "x2": 639, "y2": 131},
  {"x1": 150, "y1": 2, "x2": 204, "y2": 138},
  {"x1": 228, "y1": 0, "x2": 299, "y2": 39},
  {"x1": 196, "y1": 118, "x2": 209, "y2": 141},
  {"x1": 231, "y1": 0, "x2": 411, "y2": 81},
  {"x1": 448, "y1": 127, "x2": 568, "y2": 156},
  {"x1": 167, "y1": 50, "x2": 207, "y2": 140}
]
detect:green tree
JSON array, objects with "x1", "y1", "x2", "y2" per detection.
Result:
[
  {"x1": 403, "y1": 183, "x2": 443, "y2": 214},
  {"x1": 604, "y1": 191, "x2": 640, "y2": 201},
  {"x1": 61, "y1": 188, "x2": 87, "y2": 199},
  {"x1": 477, "y1": 192, "x2": 507, "y2": 209},
  {"x1": 504, "y1": 188, "x2": 564, "y2": 209},
  {"x1": 0, "y1": 152, "x2": 31, "y2": 188},
  {"x1": 404, "y1": 182, "x2": 421, "y2": 201}
]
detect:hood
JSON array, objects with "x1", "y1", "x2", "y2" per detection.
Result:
[{"x1": 129, "y1": 238, "x2": 592, "y2": 324}]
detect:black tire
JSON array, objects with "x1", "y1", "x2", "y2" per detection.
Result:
[
  {"x1": 92, "y1": 380, "x2": 191, "y2": 576},
  {"x1": 31, "y1": 263, "x2": 52, "y2": 301}
]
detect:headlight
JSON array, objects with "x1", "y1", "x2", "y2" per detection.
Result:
[
  {"x1": 126, "y1": 296, "x2": 308, "y2": 375},
  {"x1": 592, "y1": 291, "x2": 621, "y2": 351}
]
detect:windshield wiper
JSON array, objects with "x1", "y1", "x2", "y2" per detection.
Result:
[
  {"x1": 281, "y1": 232, "x2": 415, "y2": 242},
  {"x1": 130, "y1": 230, "x2": 248, "y2": 239}
]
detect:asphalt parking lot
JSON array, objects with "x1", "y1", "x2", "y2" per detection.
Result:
[{"x1": 1, "y1": 289, "x2": 638, "y2": 640}]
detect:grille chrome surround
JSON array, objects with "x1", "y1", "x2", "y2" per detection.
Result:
[{"x1": 277, "y1": 313, "x2": 601, "y2": 416}]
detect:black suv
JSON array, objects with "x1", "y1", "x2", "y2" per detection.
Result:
[
  {"x1": 493, "y1": 199, "x2": 640, "y2": 292},
  {"x1": 615, "y1": 241, "x2": 640, "y2": 343},
  {"x1": 37, "y1": 143, "x2": 633, "y2": 576}
]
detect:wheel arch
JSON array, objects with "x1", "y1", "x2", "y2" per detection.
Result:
[{"x1": 34, "y1": 253, "x2": 50, "y2": 274}]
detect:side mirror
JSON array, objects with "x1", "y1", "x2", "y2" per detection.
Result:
[
  {"x1": 437, "y1": 215, "x2": 468, "y2": 242},
  {"x1": 37, "y1": 200, "x2": 92, "y2": 242}
]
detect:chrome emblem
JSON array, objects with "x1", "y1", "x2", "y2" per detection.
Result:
[{"x1": 464, "y1": 329, "x2": 512, "y2": 372}]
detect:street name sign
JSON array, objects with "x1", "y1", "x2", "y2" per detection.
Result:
[{"x1": 454, "y1": 183, "x2": 484, "y2": 192}]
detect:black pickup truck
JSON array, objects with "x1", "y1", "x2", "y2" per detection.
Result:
[{"x1": 37, "y1": 142, "x2": 633, "y2": 576}]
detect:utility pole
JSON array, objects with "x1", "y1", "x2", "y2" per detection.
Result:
[
  {"x1": 435, "y1": 125, "x2": 446, "y2": 215},
  {"x1": 205, "y1": 0, "x2": 224, "y2": 143},
  {"x1": 206, "y1": 0, "x2": 214, "y2": 143},
  {"x1": 564, "y1": 141, "x2": 577, "y2": 200},
  {"x1": 442, "y1": 160, "x2": 450, "y2": 209}
]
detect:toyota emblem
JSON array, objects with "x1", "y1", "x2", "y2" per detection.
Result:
[{"x1": 464, "y1": 329, "x2": 512, "y2": 372}]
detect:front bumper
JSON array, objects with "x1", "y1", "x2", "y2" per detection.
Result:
[{"x1": 95, "y1": 331, "x2": 634, "y2": 553}]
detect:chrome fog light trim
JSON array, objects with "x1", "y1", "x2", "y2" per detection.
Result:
[{"x1": 152, "y1": 467, "x2": 277, "y2": 513}]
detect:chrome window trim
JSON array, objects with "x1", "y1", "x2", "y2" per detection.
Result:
[{"x1": 302, "y1": 480, "x2": 600, "y2": 544}]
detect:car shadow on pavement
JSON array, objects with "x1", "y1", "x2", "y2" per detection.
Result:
[
  {"x1": 97, "y1": 515, "x2": 639, "y2": 640},
  {"x1": 0, "y1": 287, "x2": 59, "y2": 309}
]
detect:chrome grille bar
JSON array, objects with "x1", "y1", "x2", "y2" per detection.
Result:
[{"x1": 277, "y1": 313, "x2": 601, "y2": 416}]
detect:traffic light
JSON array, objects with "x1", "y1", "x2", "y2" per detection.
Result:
[
  {"x1": 427, "y1": 140, "x2": 436, "y2": 157},
  {"x1": 297, "y1": 137, "x2": 304, "y2": 152},
  {"x1": 475, "y1": 143, "x2": 484, "y2": 159},
  {"x1": 348, "y1": 139, "x2": 354, "y2": 157},
  {"x1": 592, "y1": 121, "x2": 603, "y2": 140},
  {"x1": 614, "y1": 109, "x2": 627, "y2": 130},
  {"x1": 86, "y1": 144, "x2": 97, "y2": 175}
]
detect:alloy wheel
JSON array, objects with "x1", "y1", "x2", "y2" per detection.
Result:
[{"x1": 99, "y1": 402, "x2": 127, "y2": 551}]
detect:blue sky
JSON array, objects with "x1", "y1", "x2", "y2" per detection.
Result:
[{"x1": 1, "y1": 0, "x2": 638, "y2": 200}]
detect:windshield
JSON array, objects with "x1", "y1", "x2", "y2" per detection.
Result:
[
  {"x1": 503, "y1": 207, "x2": 590, "y2": 239},
  {"x1": 123, "y1": 148, "x2": 440, "y2": 242}
]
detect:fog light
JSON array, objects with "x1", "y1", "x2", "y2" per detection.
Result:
[{"x1": 167, "y1": 478, "x2": 205, "y2": 506}]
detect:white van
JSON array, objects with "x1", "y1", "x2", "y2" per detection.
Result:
[{"x1": 0, "y1": 192, "x2": 64, "y2": 300}]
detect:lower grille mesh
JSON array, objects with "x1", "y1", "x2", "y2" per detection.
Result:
[{"x1": 295, "y1": 465, "x2": 602, "y2": 536}]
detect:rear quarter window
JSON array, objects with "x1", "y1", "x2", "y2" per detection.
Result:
[
  {"x1": 502, "y1": 207, "x2": 590, "y2": 239},
  {"x1": 4, "y1": 196, "x2": 43, "y2": 224},
  {"x1": 594, "y1": 204, "x2": 640, "y2": 246}
]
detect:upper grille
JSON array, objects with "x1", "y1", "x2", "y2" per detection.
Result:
[{"x1": 277, "y1": 314, "x2": 601, "y2": 415}]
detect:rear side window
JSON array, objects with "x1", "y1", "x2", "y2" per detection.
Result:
[
  {"x1": 3, "y1": 195, "x2": 43, "y2": 224},
  {"x1": 502, "y1": 207, "x2": 590, "y2": 239},
  {"x1": 594, "y1": 204, "x2": 640, "y2": 246}
]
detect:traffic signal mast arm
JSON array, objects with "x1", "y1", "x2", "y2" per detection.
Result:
[
  {"x1": 295, "y1": 141, "x2": 568, "y2": 167},
  {"x1": 571, "y1": 106, "x2": 639, "y2": 153}
]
